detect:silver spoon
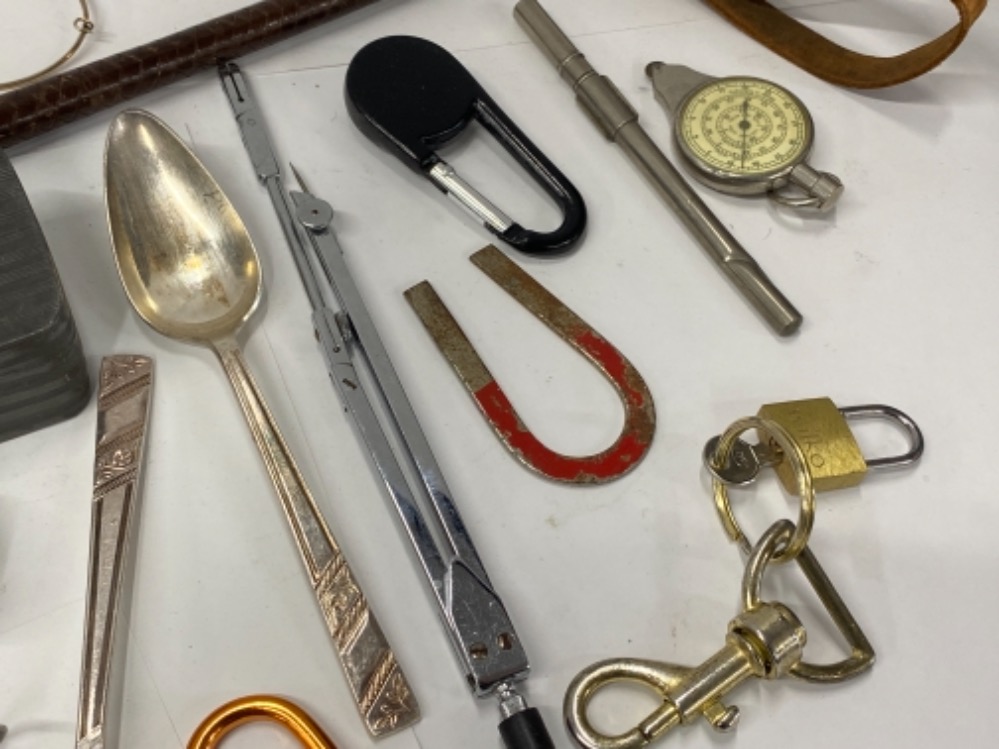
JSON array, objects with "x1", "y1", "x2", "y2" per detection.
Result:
[{"x1": 103, "y1": 109, "x2": 419, "y2": 737}]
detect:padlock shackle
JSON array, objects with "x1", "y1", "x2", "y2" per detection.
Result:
[{"x1": 839, "y1": 404, "x2": 924, "y2": 472}]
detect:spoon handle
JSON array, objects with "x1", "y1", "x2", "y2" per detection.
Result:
[
  {"x1": 78, "y1": 355, "x2": 154, "y2": 749},
  {"x1": 211, "y1": 336, "x2": 420, "y2": 736}
]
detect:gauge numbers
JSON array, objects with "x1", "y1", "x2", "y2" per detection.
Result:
[{"x1": 678, "y1": 77, "x2": 811, "y2": 179}]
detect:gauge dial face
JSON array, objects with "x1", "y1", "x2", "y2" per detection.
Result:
[{"x1": 677, "y1": 77, "x2": 811, "y2": 180}]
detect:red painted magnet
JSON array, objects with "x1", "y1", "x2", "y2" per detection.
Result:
[{"x1": 404, "y1": 245, "x2": 656, "y2": 484}]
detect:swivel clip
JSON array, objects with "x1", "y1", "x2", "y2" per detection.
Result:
[{"x1": 563, "y1": 519, "x2": 874, "y2": 749}]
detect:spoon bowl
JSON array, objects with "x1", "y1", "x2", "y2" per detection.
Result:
[{"x1": 105, "y1": 109, "x2": 259, "y2": 343}]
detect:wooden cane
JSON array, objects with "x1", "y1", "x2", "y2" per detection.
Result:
[{"x1": 0, "y1": 0, "x2": 388, "y2": 149}]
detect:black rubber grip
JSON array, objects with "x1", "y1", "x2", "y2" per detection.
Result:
[{"x1": 498, "y1": 707, "x2": 556, "y2": 749}]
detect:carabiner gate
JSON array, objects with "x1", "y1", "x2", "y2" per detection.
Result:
[{"x1": 345, "y1": 36, "x2": 587, "y2": 255}]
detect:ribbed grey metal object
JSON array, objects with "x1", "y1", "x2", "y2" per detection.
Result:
[{"x1": 0, "y1": 149, "x2": 90, "y2": 442}]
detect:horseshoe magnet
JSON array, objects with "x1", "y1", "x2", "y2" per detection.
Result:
[{"x1": 405, "y1": 245, "x2": 656, "y2": 484}]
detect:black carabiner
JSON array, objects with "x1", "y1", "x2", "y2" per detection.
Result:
[{"x1": 345, "y1": 35, "x2": 587, "y2": 256}]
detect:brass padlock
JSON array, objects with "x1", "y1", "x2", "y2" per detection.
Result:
[{"x1": 705, "y1": 397, "x2": 924, "y2": 494}]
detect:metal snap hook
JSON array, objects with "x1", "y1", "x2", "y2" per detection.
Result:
[
  {"x1": 187, "y1": 695, "x2": 340, "y2": 749},
  {"x1": 564, "y1": 658, "x2": 708, "y2": 749},
  {"x1": 564, "y1": 520, "x2": 874, "y2": 749}
]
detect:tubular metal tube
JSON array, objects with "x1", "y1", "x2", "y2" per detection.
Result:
[{"x1": 513, "y1": 0, "x2": 802, "y2": 336}]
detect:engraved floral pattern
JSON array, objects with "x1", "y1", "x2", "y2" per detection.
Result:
[
  {"x1": 316, "y1": 561, "x2": 362, "y2": 644},
  {"x1": 100, "y1": 355, "x2": 151, "y2": 392},
  {"x1": 371, "y1": 670, "x2": 417, "y2": 733},
  {"x1": 94, "y1": 447, "x2": 136, "y2": 488}
]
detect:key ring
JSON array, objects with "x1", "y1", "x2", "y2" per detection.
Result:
[
  {"x1": 187, "y1": 695, "x2": 340, "y2": 749},
  {"x1": 710, "y1": 415, "x2": 815, "y2": 563},
  {"x1": 0, "y1": 0, "x2": 95, "y2": 91}
]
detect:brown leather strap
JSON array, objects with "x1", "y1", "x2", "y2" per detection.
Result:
[
  {"x1": 702, "y1": 0, "x2": 986, "y2": 88},
  {"x1": 0, "y1": 0, "x2": 383, "y2": 150}
]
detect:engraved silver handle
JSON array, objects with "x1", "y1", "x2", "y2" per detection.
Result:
[
  {"x1": 211, "y1": 335, "x2": 419, "y2": 736},
  {"x1": 78, "y1": 355, "x2": 154, "y2": 749}
]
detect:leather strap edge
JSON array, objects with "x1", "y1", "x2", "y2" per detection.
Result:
[{"x1": 702, "y1": 0, "x2": 987, "y2": 88}]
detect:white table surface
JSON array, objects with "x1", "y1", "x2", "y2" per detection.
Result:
[{"x1": 2, "y1": 1, "x2": 997, "y2": 747}]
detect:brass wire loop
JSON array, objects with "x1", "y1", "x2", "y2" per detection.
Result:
[
  {"x1": 0, "y1": 0, "x2": 95, "y2": 91},
  {"x1": 711, "y1": 416, "x2": 815, "y2": 562}
]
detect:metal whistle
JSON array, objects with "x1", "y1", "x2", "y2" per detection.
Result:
[{"x1": 513, "y1": 0, "x2": 803, "y2": 336}]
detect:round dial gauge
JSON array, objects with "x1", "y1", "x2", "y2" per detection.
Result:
[{"x1": 676, "y1": 77, "x2": 814, "y2": 193}]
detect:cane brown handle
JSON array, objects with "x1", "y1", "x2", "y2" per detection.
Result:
[{"x1": 0, "y1": 0, "x2": 381, "y2": 149}]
